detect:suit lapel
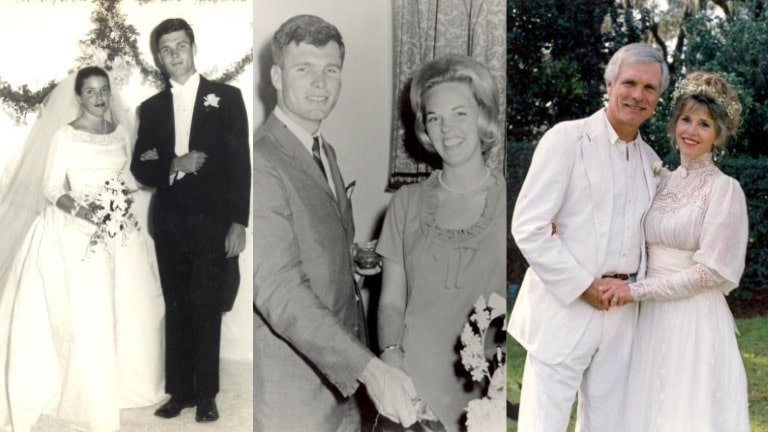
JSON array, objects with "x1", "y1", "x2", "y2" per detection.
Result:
[
  {"x1": 266, "y1": 114, "x2": 339, "y2": 204},
  {"x1": 324, "y1": 142, "x2": 348, "y2": 214},
  {"x1": 323, "y1": 141, "x2": 354, "y2": 242},
  {"x1": 637, "y1": 141, "x2": 659, "y2": 203},
  {"x1": 581, "y1": 111, "x2": 614, "y2": 267}
]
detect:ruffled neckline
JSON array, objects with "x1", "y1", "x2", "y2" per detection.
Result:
[
  {"x1": 676, "y1": 152, "x2": 715, "y2": 178},
  {"x1": 420, "y1": 169, "x2": 504, "y2": 244}
]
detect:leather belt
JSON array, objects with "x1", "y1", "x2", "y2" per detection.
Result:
[{"x1": 602, "y1": 273, "x2": 631, "y2": 280}]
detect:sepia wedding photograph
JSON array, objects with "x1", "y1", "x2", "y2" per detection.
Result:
[{"x1": 0, "y1": 1, "x2": 253, "y2": 431}]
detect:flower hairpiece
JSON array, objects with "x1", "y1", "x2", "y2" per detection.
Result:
[{"x1": 671, "y1": 80, "x2": 739, "y2": 122}]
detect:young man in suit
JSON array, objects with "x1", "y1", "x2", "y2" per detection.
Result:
[
  {"x1": 508, "y1": 42, "x2": 668, "y2": 431},
  {"x1": 254, "y1": 14, "x2": 420, "y2": 431},
  {"x1": 130, "y1": 18, "x2": 250, "y2": 423}
]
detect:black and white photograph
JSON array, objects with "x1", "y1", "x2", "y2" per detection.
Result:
[
  {"x1": 253, "y1": 0, "x2": 507, "y2": 431},
  {"x1": 0, "y1": 1, "x2": 253, "y2": 431}
]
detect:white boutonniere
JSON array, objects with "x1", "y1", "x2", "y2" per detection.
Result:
[
  {"x1": 345, "y1": 180, "x2": 356, "y2": 200},
  {"x1": 651, "y1": 160, "x2": 663, "y2": 177},
  {"x1": 203, "y1": 93, "x2": 220, "y2": 109}
]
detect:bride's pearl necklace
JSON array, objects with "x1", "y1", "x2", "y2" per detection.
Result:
[{"x1": 438, "y1": 167, "x2": 491, "y2": 194}]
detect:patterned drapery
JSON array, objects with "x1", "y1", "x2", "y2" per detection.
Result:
[{"x1": 388, "y1": 0, "x2": 506, "y2": 190}]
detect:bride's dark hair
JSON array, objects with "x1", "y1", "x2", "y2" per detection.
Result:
[
  {"x1": 74, "y1": 66, "x2": 109, "y2": 96},
  {"x1": 0, "y1": 68, "x2": 134, "y2": 298}
]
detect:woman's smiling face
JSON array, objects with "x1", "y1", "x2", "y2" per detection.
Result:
[
  {"x1": 675, "y1": 102, "x2": 718, "y2": 159},
  {"x1": 423, "y1": 81, "x2": 483, "y2": 168}
]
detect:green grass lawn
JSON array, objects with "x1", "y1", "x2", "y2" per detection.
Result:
[{"x1": 506, "y1": 315, "x2": 768, "y2": 431}]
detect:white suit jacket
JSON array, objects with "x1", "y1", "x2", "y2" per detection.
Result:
[{"x1": 508, "y1": 109, "x2": 661, "y2": 364}]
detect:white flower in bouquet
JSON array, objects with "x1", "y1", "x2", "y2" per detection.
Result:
[
  {"x1": 460, "y1": 292, "x2": 506, "y2": 432},
  {"x1": 466, "y1": 397, "x2": 506, "y2": 431},
  {"x1": 83, "y1": 176, "x2": 139, "y2": 258}
]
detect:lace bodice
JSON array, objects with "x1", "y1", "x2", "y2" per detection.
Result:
[
  {"x1": 643, "y1": 153, "x2": 721, "y2": 251},
  {"x1": 630, "y1": 153, "x2": 749, "y2": 300},
  {"x1": 43, "y1": 124, "x2": 132, "y2": 203}
]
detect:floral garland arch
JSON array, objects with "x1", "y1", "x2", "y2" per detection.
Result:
[{"x1": 0, "y1": 0, "x2": 252, "y2": 122}]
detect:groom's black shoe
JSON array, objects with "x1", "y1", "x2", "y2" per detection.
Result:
[
  {"x1": 154, "y1": 396, "x2": 195, "y2": 419},
  {"x1": 195, "y1": 397, "x2": 219, "y2": 422}
]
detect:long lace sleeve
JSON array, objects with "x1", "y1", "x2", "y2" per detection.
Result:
[
  {"x1": 630, "y1": 263, "x2": 725, "y2": 301},
  {"x1": 42, "y1": 129, "x2": 70, "y2": 204}
]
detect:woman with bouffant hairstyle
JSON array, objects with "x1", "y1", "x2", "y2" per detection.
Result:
[{"x1": 375, "y1": 53, "x2": 505, "y2": 431}]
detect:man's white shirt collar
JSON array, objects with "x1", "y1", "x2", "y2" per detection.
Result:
[
  {"x1": 274, "y1": 106, "x2": 320, "y2": 155},
  {"x1": 601, "y1": 108, "x2": 638, "y2": 146},
  {"x1": 273, "y1": 106, "x2": 336, "y2": 197},
  {"x1": 170, "y1": 73, "x2": 201, "y2": 96}
]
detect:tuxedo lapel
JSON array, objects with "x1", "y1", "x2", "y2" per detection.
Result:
[
  {"x1": 158, "y1": 90, "x2": 176, "y2": 154},
  {"x1": 189, "y1": 77, "x2": 211, "y2": 151}
]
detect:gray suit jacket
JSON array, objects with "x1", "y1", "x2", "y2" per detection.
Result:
[{"x1": 253, "y1": 112, "x2": 372, "y2": 431}]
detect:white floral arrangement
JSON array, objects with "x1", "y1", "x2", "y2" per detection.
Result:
[
  {"x1": 78, "y1": 45, "x2": 133, "y2": 87},
  {"x1": 460, "y1": 292, "x2": 506, "y2": 432},
  {"x1": 83, "y1": 177, "x2": 139, "y2": 257}
]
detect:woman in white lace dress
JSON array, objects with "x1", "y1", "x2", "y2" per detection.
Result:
[
  {"x1": 0, "y1": 66, "x2": 165, "y2": 432},
  {"x1": 601, "y1": 71, "x2": 750, "y2": 431}
]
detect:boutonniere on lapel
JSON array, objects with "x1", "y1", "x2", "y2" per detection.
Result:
[
  {"x1": 651, "y1": 160, "x2": 663, "y2": 177},
  {"x1": 345, "y1": 180, "x2": 356, "y2": 201},
  {"x1": 202, "y1": 93, "x2": 220, "y2": 110}
]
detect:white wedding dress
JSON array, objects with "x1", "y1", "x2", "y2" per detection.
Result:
[
  {"x1": 0, "y1": 124, "x2": 165, "y2": 432},
  {"x1": 620, "y1": 153, "x2": 750, "y2": 432}
]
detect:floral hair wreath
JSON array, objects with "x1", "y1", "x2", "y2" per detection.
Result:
[{"x1": 671, "y1": 79, "x2": 740, "y2": 123}]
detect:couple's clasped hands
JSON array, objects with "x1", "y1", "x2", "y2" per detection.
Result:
[
  {"x1": 360, "y1": 357, "x2": 439, "y2": 428},
  {"x1": 140, "y1": 148, "x2": 208, "y2": 176},
  {"x1": 581, "y1": 277, "x2": 634, "y2": 310}
]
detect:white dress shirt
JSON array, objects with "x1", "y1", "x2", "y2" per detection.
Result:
[
  {"x1": 170, "y1": 73, "x2": 200, "y2": 182},
  {"x1": 601, "y1": 111, "x2": 649, "y2": 275}
]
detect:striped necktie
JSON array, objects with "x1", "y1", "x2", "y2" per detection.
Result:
[{"x1": 312, "y1": 135, "x2": 328, "y2": 180}]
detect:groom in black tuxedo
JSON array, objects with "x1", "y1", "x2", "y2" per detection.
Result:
[{"x1": 130, "y1": 18, "x2": 250, "y2": 423}]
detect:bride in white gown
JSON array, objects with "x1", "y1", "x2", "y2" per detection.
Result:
[
  {"x1": 0, "y1": 66, "x2": 165, "y2": 432},
  {"x1": 601, "y1": 71, "x2": 751, "y2": 431}
]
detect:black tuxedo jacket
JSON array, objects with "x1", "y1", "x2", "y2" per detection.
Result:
[
  {"x1": 130, "y1": 76, "x2": 250, "y2": 227},
  {"x1": 131, "y1": 76, "x2": 250, "y2": 311}
]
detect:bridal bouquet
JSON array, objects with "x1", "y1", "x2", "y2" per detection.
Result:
[
  {"x1": 460, "y1": 292, "x2": 506, "y2": 432},
  {"x1": 83, "y1": 177, "x2": 139, "y2": 257}
]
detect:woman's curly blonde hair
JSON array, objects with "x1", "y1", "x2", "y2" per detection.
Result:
[{"x1": 669, "y1": 71, "x2": 742, "y2": 149}]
